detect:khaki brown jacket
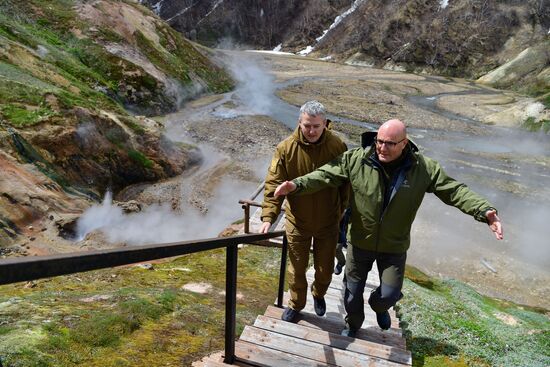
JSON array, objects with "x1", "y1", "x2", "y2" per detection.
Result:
[{"x1": 262, "y1": 127, "x2": 348, "y2": 234}]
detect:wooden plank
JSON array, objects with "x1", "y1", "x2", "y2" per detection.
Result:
[
  {"x1": 235, "y1": 340, "x2": 328, "y2": 367},
  {"x1": 240, "y1": 326, "x2": 406, "y2": 367},
  {"x1": 281, "y1": 293, "x2": 401, "y2": 330},
  {"x1": 316, "y1": 289, "x2": 398, "y2": 320},
  {"x1": 264, "y1": 306, "x2": 406, "y2": 349},
  {"x1": 253, "y1": 315, "x2": 412, "y2": 365}
]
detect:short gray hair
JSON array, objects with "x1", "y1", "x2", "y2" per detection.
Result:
[{"x1": 300, "y1": 100, "x2": 326, "y2": 120}]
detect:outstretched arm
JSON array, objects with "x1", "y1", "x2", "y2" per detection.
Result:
[{"x1": 486, "y1": 210, "x2": 503, "y2": 240}]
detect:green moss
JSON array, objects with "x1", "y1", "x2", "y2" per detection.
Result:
[
  {"x1": 127, "y1": 149, "x2": 153, "y2": 169},
  {"x1": 398, "y1": 274, "x2": 550, "y2": 367},
  {"x1": 118, "y1": 116, "x2": 146, "y2": 135},
  {"x1": 0, "y1": 246, "x2": 282, "y2": 366},
  {"x1": 6, "y1": 128, "x2": 97, "y2": 199},
  {"x1": 522, "y1": 117, "x2": 550, "y2": 133},
  {"x1": 0, "y1": 104, "x2": 56, "y2": 127},
  {"x1": 0, "y1": 325, "x2": 15, "y2": 335},
  {"x1": 405, "y1": 265, "x2": 437, "y2": 290}
]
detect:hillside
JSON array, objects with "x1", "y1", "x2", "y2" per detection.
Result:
[
  {"x1": 0, "y1": 0, "x2": 233, "y2": 250},
  {"x1": 145, "y1": 0, "x2": 549, "y2": 99}
]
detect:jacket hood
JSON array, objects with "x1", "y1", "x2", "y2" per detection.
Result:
[{"x1": 360, "y1": 131, "x2": 419, "y2": 152}]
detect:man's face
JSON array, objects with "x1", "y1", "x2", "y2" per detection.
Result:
[
  {"x1": 375, "y1": 129, "x2": 407, "y2": 163},
  {"x1": 299, "y1": 113, "x2": 326, "y2": 143}
]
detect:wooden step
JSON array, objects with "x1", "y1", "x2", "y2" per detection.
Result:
[
  {"x1": 235, "y1": 340, "x2": 328, "y2": 366},
  {"x1": 239, "y1": 326, "x2": 406, "y2": 366},
  {"x1": 253, "y1": 315, "x2": 412, "y2": 365},
  {"x1": 264, "y1": 305, "x2": 406, "y2": 349},
  {"x1": 281, "y1": 293, "x2": 401, "y2": 330}
]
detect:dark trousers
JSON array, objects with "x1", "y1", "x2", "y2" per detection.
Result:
[{"x1": 344, "y1": 245, "x2": 407, "y2": 330}]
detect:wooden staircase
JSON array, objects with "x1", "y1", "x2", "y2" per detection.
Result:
[{"x1": 194, "y1": 263, "x2": 412, "y2": 366}]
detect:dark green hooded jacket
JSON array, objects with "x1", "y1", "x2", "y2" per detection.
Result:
[{"x1": 292, "y1": 132, "x2": 495, "y2": 253}]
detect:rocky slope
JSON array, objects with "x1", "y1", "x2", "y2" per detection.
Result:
[
  {"x1": 144, "y1": 0, "x2": 549, "y2": 99},
  {"x1": 0, "y1": 0, "x2": 233, "y2": 250},
  {"x1": 141, "y1": 0, "x2": 354, "y2": 49}
]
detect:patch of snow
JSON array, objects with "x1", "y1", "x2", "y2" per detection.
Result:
[
  {"x1": 319, "y1": 55, "x2": 332, "y2": 61},
  {"x1": 200, "y1": 0, "x2": 224, "y2": 23},
  {"x1": 525, "y1": 102, "x2": 545, "y2": 118},
  {"x1": 151, "y1": 0, "x2": 163, "y2": 15},
  {"x1": 439, "y1": 0, "x2": 449, "y2": 9},
  {"x1": 299, "y1": 0, "x2": 365, "y2": 57},
  {"x1": 273, "y1": 44, "x2": 282, "y2": 52},
  {"x1": 316, "y1": 0, "x2": 366, "y2": 43},
  {"x1": 298, "y1": 45, "x2": 314, "y2": 56},
  {"x1": 166, "y1": 1, "x2": 198, "y2": 23},
  {"x1": 260, "y1": 8, "x2": 264, "y2": 17},
  {"x1": 248, "y1": 49, "x2": 294, "y2": 56}
]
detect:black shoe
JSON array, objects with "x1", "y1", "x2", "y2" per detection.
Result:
[
  {"x1": 281, "y1": 307, "x2": 299, "y2": 322},
  {"x1": 334, "y1": 263, "x2": 343, "y2": 275},
  {"x1": 313, "y1": 296, "x2": 326, "y2": 316},
  {"x1": 341, "y1": 327, "x2": 357, "y2": 338},
  {"x1": 376, "y1": 311, "x2": 391, "y2": 330}
]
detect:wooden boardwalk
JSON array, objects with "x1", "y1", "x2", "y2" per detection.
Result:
[{"x1": 194, "y1": 260, "x2": 412, "y2": 366}]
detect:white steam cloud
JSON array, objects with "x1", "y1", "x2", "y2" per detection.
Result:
[
  {"x1": 76, "y1": 177, "x2": 255, "y2": 245},
  {"x1": 212, "y1": 52, "x2": 277, "y2": 118}
]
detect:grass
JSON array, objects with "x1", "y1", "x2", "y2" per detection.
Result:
[
  {"x1": 0, "y1": 104, "x2": 56, "y2": 127},
  {"x1": 522, "y1": 116, "x2": 550, "y2": 133},
  {"x1": 127, "y1": 149, "x2": 154, "y2": 169},
  {"x1": 0, "y1": 245, "x2": 283, "y2": 367},
  {"x1": 398, "y1": 266, "x2": 550, "y2": 367}
]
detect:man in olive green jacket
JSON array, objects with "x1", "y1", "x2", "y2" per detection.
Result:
[
  {"x1": 274, "y1": 119, "x2": 503, "y2": 335},
  {"x1": 260, "y1": 101, "x2": 348, "y2": 323}
]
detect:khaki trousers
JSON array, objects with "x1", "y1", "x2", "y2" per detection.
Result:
[{"x1": 285, "y1": 221, "x2": 338, "y2": 311}]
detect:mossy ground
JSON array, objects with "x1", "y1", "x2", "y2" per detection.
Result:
[
  {"x1": 0, "y1": 245, "x2": 283, "y2": 367},
  {"x1": 399, "y1": 266, "x2": 550, "y2": 367},
  {"x1": 0, "y1": 0, "x2": 233, "y2": 127}
]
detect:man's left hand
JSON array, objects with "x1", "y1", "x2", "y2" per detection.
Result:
[{"x1": 486, "y1": 210, "x2": 503, "y2": 240}]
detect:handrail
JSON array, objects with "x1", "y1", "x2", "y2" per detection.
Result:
[{"x1": 0, "y1": 230, "x2": 287, "y2": 365}]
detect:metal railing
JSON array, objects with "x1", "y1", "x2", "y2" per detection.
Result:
[{"x1": 0, "y1": 231, "x2": 287, "y2": 365}]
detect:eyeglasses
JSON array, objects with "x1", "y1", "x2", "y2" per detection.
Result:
[{"x1": 374, "y1": 137, "x2": 405, "y2": 148}]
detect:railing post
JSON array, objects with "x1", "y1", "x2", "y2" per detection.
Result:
[
  {"x1": 224, "y1": 243, "x2": 238, "y2": 364},
  {"x1": 276, "y1": 235, "x2": 288, "y2": 308},
  {"x1": 243, "y1": 203, "x2": 250, "y2": 234}
]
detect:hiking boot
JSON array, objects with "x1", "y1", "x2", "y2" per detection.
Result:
[
  {"x1": 281, "y1": 307, "x2": 299, "y2": 322},
  {"x1": 313, "y1": 296, "x2": 326, "y2": 316},
  {"x1": 376, "y1": 310, "x2": 391, "y2": 330},
  {"x1": 334, "y1": 263, "x2": 343, "y2": 275},
  {"x1": 340, "y1": 327, "x2": 357, "y2": 338}
]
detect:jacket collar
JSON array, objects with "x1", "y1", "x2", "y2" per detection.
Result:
[
  {"x1": 292, "y1": 126, "x2": 328, "y2": 146},
  {"x1": 360, "y1": 130, "x2": 419, "y2": 165}
]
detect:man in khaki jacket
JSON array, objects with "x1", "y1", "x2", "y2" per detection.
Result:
[{"x1": 260, "y1": 100, "x2": 348, "y2": 322}]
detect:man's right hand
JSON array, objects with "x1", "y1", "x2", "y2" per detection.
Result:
[
  {"x1": 259, "y1": 222, "x2": 271, "y2": 233},
  {"x1": 274, "y1": 181, "x2": 297, "y2": 197}
]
